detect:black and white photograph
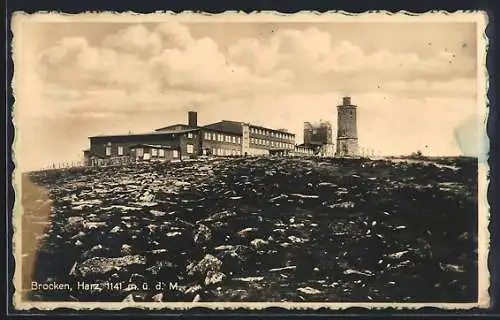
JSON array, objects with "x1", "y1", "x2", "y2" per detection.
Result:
[{"x1": 11, "y1": 11, "x2": 489, "y2": 310}]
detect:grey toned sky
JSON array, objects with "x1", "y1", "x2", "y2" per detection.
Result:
[{"x1": 13, "y1": 14, "x2": 485, "y2": 171}]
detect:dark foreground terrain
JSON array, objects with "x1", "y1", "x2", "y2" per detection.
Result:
[{"x1": 22, "y1": 156, "x2": 478, "y2": 303}]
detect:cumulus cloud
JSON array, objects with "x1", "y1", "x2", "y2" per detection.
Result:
[
  {"x1": 228, "y1": 28, "x2": 475, "y2": 84},
  {"x1": 38, "y1": 22, "x2": 289, "y2": 98},
  {"x1": 37, "y1": 22, "x2": 477, "y2": 103}
]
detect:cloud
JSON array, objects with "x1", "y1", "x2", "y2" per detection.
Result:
[
  {"x1": 38, "y1": 23, "x2": 477, "y2": 103},
  {"x1": 38, "y1": 22, "x2": 288, "y2": 98},
  {"x1": 228, "y1": 27, "x2": 476, "y2": 92}
]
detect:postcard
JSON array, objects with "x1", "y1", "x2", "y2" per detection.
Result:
[{"x1": 10, "y1": 11, "x2": 490, "y2": 311}]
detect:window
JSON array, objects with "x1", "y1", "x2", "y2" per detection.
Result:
[
  {"x1": 106, "y1": 147, "x2": 112, "y2": 156},
  {"x1": 187, "y1": 144, "x2": 194, "y2": 154},
  {"x1": 226, "y1": 135, "x2": 230, "y2": 142},
  {"x1": 232, "y1": 136, "x2": 236, "y2": 143},
  {"x1": 187, "y1": 132, "x2": 193, "y2": 139},
  {"x1": 218, "y1": 148, "x2": 222, "y2": 155},
  {"x1": 173, "y1": 150, "x2": 179, "y2": 158},
  {"x1": 151, "y1": 148, "x2": 158, "y2": 156},
  {"x1": 204, "y1": 132, "x2": 210, "y2": 140},
  {"x1": 251, "y1": 138, "x2": 255, "y2": 144},
  {"x1": 136, "y1": 148, "x2": 144, "y2": 157},
  {"x1": 159, "y1": 149, "x2": 165, "y2": 157},
  {"x1": 118, "y1": 146, "x2": 124, "y2": 156},
  {"x1": 237, "y1": 137, "x2": 241, "y2": 144},
  {"x1": 271, "y1": 141, "x2": 275, "y2": 147},
  {"x1": 212, "y1": 148, "x2": 217, "y2": 155}
]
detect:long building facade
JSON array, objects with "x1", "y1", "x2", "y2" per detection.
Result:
[{"x1": 84, "y1": 111, "x2": 297, "y2": 165}]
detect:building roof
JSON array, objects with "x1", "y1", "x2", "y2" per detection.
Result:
[
  {"x1": 91, "y1": 118, "x2": 296, "y2": 140},
  {"x1": 154, "y1": 124, "x2": 197, "y2": 132},
  {"x1": 203, "y1": 120, "x2": 295, "y2": 136},
  {"x1": 249, "y1": 123, "x2": 295, "y2": 135},
  {"x1": 203, "y1": 120, "x2": 244, "y2": 135},
  {"x1": 155, "y1": 121, "x2": 243, "y2": 135},
  {"x1": 89, "y1": 128, "x2": 199, "y2": 139}
]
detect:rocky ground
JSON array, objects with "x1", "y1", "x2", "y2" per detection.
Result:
[{"x1": 22, "y1": 156, "x2": 478, "y2": 303}]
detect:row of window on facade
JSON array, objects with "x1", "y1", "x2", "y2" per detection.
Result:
[
  {"x1": 133, "y1": 148, "x2": 184, "y2": 158},
  {"x1": 209, "y1": 148, "x2": 242, "y2": 156},
  {"x1": 105, "y1": 145, "x2": 195, "y2": 157},
  {"x1": 250, "y1": 138, "x2": 294, "y2": 149},
  {"x1": 250, "y1": 127, "x2": 293, "y2": 140},
  {"x1": 295, "y1": 147, "x2": 315, "y2": 154},
  {"x1": 203, "y1": 132, "x2": 240, "y2": 144}
]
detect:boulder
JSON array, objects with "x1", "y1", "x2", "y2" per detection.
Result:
[
  {"x1": 187, "y1": 254, "x2": 223, "y2": 276},
  {"x1": 193, "y1": 224, "x2": 212, "y2": 244},
  {"x1": 75, "y1": 255, "x2": 146, "y2": 278}
]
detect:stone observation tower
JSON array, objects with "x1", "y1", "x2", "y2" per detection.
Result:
[{"x1": 335, "y1": 96, "x2": 359, "y2": 157}]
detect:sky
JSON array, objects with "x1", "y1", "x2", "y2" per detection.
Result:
[{"x1": 12, "y1": 14, "x2": 486, "y2": 172}]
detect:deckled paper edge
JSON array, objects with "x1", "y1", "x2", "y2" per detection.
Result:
[{"x1": 9, "y1": 9, "x2": 491, "y2": 311}]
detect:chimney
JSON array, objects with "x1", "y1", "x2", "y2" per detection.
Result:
[
  {"x1": 188, "y1": 111, "x2": 197, "y2": 127},
  {"x1": 343, "y1": 96, "x2": 351, "y2": 106}
]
